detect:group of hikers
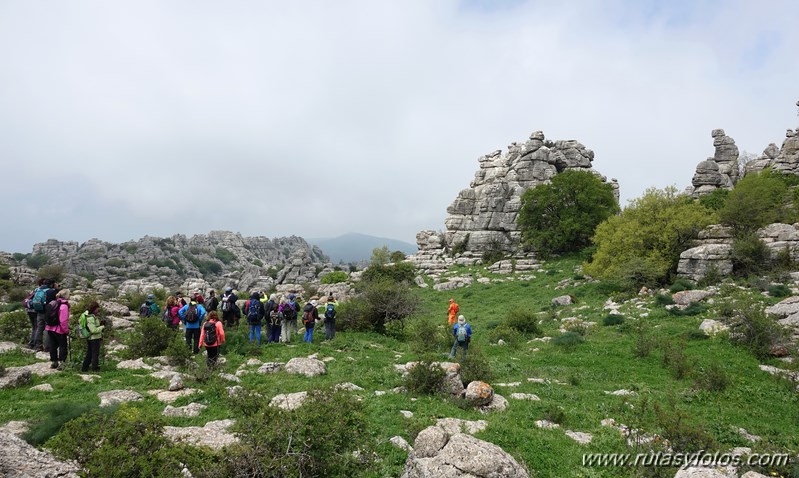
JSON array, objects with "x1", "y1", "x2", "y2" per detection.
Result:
[
  {"x1": 447, "y1": 298, "x2": 472, "y2": 361},
  {"x1": 140, "y1": 288, "x2": 339, "y2": 366},
  {"x1": 23, "y1": 278, "x2": 105, "y2": 372}
]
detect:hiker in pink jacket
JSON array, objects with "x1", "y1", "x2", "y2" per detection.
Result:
[{"x1": 45, "y1": 289, "x2": 70, "y2": 370}]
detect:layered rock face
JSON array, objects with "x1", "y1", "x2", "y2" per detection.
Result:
[
  {"x1": 689, "y1": 129, "x2": 740, "y2": 197},
  {"x1": 28, "y1": 231, "x2": 329, "y2": 292},
  {"x1": 412, "y1": 131, "x2": 617, "y2": 267}
]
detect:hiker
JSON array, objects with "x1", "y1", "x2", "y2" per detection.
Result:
[
  {"x1": 267, "y1": 303, "x2": 282, "y2": 344},
  {"x1": 163, "y1": 296, "x2": 181, "y2": 329},
  {"x1": 283, "y1": 293, "x2": 299, "y2": 340},
  {"x1": 30, "y1": 278, "x2": 54, "y2": 351},
  {"x1": 302, "y1": 299, "x2": 319, "y2": 343},
  {"x1": 449, "y1": 315, "x2": 472, "y2": 361},
  {"x1": 175, "y1": 292, "x2": 187, "y2": 307},
  {"x1": 323, "y1": 294, "x2": 338, "y2": 341},
  {"x1": 220, "y1": 287, "x2": 239, "y2": 328},
  {"x1": 193, "y1": 290, "x2": 205, "y2": 305},
  {"x1": 179, "y1": 299, "x2": 207, "y2": 354},
  {"x1": 139, "y1": 294, "x2": 161, "y2": 318},
  {"x1": 199, "y1": 311, "x2": 225, "y2": 367},
  {"x1": 206, "y1": 290, "x2": 219, "y2": 312},
  {"x1": 447, "y1": 298, "x2": 459, "y2": 325},
  {"x1": 80, "y1": 301, "x2": 104, "y2": 372},
  {"x1": 45, "y1": 289, "x2": 70, "y2": 370},
  {"x1": 245, "y1": 292, "x2": 264, "y2": 345},
  {"x1": 24, "y1": 279, "x2": 44, "y2": 350}
]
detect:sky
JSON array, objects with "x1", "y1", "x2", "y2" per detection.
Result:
[{"x1": 1, "y1": 0, "x2": 798, "y2": 253}]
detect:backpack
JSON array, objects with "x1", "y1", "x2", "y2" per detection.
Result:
[
  {"x1": 203, "y1": 321, "x2": 218, "y2": 346},
  {"x1": 185, "y1": 304, "x2": 199, "y2": 323},
  {"x1": 456, "y1": 324, "x2": 468, "y2": 343},
  {"x1": 268, "y1": 310, "x2": 280, "y2": 327},
  {"x1": 221, "y1": 295, "x2": 232, "y2": 312},
  {"x1": 162, "y1": 307, "x2": 173, "y2": 327},
  {"x1": 207, "y1": 296, "x2": 219, "y2": 311},
  {"x1": 284, "y1": 302, "x2": 297, "y2": 320},
  {"x1": 32, "y1": 287, "x2": 48, "y2": 312},
  {"x1": 45, "y1": 300, "x2": 61, "y2": 326},
  {"x1": 22, "y1": 290, "x2": 35, "y2": 311},
  {"x1": 302, "y1": 305, "x2": 315, "y2": 326},
  {"x1": 78, "y1": 311, "x2": 91, "y2": 339},
  {"x1": 324, "y1": 303, "x2": 336, "y2": 320},
  {"x1": 139, "y1": 303, "x2": 152, "y2": 318},
  {"x1": 247, "y1": 299, "x2": 261, "y2": 324}
]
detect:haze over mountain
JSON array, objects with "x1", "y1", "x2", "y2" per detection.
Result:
[{"x1": 307, "y1": 233, "x2": 417, "y2": 264}]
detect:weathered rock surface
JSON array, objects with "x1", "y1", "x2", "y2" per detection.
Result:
[
  {"x1": 270, "y1": 391, "x2": 308, "y2": 410},
  {"x1": 0, "y1": 368, "x2": 32, "y2": 390},
  {"x1": 400, "y1": 425, "x2": 529, "y2": 478},
  {"x1": 147, "y1": 388, "x2": 200, "y2": 403},
  {"x1": 464, "y1": 381, "x2": 494, "y2": 406},
  {"x1": 689, "y1": 129, "x2": 739, "y2": 198},
  {"x1": 0, "y1": 431, "x2": 81, "y2": 477},
  {"x1": 163, "y1": 403, "x2": 207, "y2": 418},
  {"x1": 284, "y1": 357, "x2": 326, "y2": 377},
  {"x1": 700, "y1": 319, "x2": 729, "y2": 336},
  {"x1": 163, "y1": 419, "x2": 239, "y2": 451},
  {"x1": 98, "y1": 389, "x2": 143, "y2": 407},
  {"x1": 434, "y1": 418, "x2": 488, "y2": 435}
]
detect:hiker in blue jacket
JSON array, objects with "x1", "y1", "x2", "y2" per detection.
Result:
[
  {"x1": 179, "y1": 300, "x2": 207, "y2": 354},
  {"x1": 449, "y1": 315, "x2": 472, "y2": 361}
]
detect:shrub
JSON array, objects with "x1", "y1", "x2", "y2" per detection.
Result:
[
  {"x1": 633, "y1": 320, "x2": 656, "y2": 358},
  {"x1": 654, "y1": 294, "x2": 675, "y2": 306},
  {"x1": 338, "y1": 279, "x2": 419, "y2": 334},
  {"x1": 383, "y1": 319, "x2": 406, "y2": 340},
  {"x1": 693, "y1": 362, "x2": 731, "y2": 392},
  {"x1": 214, "y1": 247, "x2": 236, "y2": 264},
  {"x1": 654, "y1": 402, "x2": 717, "y2": 453},
  {"x1": 669, "y1": 278, "x2": 695, "y2": 293},
  {"x1": 222, "y1": 388, "x2": 373, "y2": 477},
  {"x1": 481, "y1": 237, "x2": 506, "y2": 265},
  {"x1": 585, "y1": 187, "x2": 715, "y2": 287},
  {"x1": 360, "y1": 261, "x2": 417, "y2": 284},
  {"x1": 553, "y1": 331, "x2": 584, "y2": 349},
  {"x1": 726, "y1": 295, "x2": 785, "y2": 359},
  {"x1": 119, "y1": 288, "x2": 167, "y2": 312},
  {"x1": 26, "y1": 253, "x2": 49, "y2": 269},
  {"x1": 47, "y1": 406, "x2": 204, "y2": 477},
  {"x1": 602, "y1": 314, "x2": 625, "y2": 326},
  {"x1": 390, "y1": 250, "x2": 406, "y2": 262},
  {"x1": 504, "y1": 309, "x2": 542, "y2": 336},
  {"x1": 518, "y1": 170, "x2": 619, "y2": 257},
  {"x1": 662, "y1": 341, "x2": 691, "y2": 379},
  {"x1": 164, "y1": 333, "x2": 194, "y2": 367},
  {"x1": 0, "y1": 310, "x2": 30, "y2": 344},
  {"x1": 23, "y1": 401, "x2": 97, "y2": 446},
  {"x1": 719, "y1": 168, "x2": 794, "y2": 233},
  {"x1": 404, "y1": 360, "x2": 447, "y2": 396},
  {"x1": 450, "y1": 233, "x2": 469, "y2": 256},
  {"x1": 731, "y1": 232, "x2": 771, "y2": 277},
  {"x1": 543, "y1": 404, "x2": 566, "y2": 424},
  {"x1": 667, "y1": 302, "x2": 706, "y2": 317},
  {"x1": 460, "y1": 347, "x2": 493, "y2": 385},
  {"x1": 37, "y1": 264, "x2": 65, "y2": 284},
  {"x1": 486, "y1": 323, "x2": 520, "y2": 347},
  {"x1": 768, "y1": 284, "x2": 792, "y2": 298},
  {"x1": 320, "y1": 270, "x2": 348, "y2": 284},
  {"x1": 697, "y1": 264, "x2": 723, "y2": 287},
  {"x1": 698, "y1": 187, "x2": 729, "y2": 210},
  {"x1": 125, "y1": 316, "x2": 175, "y2": 358},
  {"x1": 407, "y1": 317, "x2": 451, "y2": 355}
]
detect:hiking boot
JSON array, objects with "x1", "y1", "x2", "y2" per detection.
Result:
[{"x1": 50, "y1": 362, "x2": 59, "y2": 369}]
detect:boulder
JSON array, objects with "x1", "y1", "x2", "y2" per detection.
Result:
[
  {"x1": 672, "y1": 289, "x2": 714, "y2": 306},
  {"x1": 284, "y1": 357, "x2": 326, "y2": 377},
  {"x1": 163, "y1": 403, "x2": 207, "y2": 418},
  {"x1": 0, "y1": 431, "x2": 81, "y2": 477},
  {"x1": 98, "y1": 390, "x2": 144, "y2": 407},
  {"x1": 434, "y1": 418, "x2": 488, "y2": 435},
  {"x1": 699, "y1": 319, "x2": 729, "y2": 337},
  {"x1": 464, "y1": 381, "x2": 494, "y2": 406},
  {"x1": 551, "y1": 295, "x2": 573, "y2": 306},
  {"x1": 168, "y1": 374, "x2": 185, "y2": 391},
  {"x1": 0, "y1": 368, "x2": 32, "y2": 390},
  {"x1": 256, "y1": 362, "x2": 285, "y2": 374},
  {"x1": 478, "y1": 394, "x2": 509, "y2": 414},
  {"x1": 270, "y1": 391, "x2": 309, "y2": 411},
  {"x1": 400, "y1": 425, "x2": 529, "y2": 478}
]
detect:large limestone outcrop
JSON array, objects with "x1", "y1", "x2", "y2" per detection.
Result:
[
  {"x1": 689, "y1": 129, "x2": 740, "y2": 198},
  {"x1": 0, "y1": 431, "x2": 81, "y2": 477},
  {"x1": 400, "y1": 425, "x2": 529, "y2": 478},
  {"x1": 26, "y1": 231, "x2": 329, "y2": 292},
  {"x1": 410, "y1": 131, "x2": 617, "y2": 269}
]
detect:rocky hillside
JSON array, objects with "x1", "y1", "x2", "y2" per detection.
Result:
[{"x1": 10, "y1": 231, "x2": 331, "y2": 293}]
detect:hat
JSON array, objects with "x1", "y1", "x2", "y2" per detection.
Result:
[
  {"x1": 147, "y1": 294, "x2": 155, "y2": 299},
  {"x1": 310, "y1": 299, "x2": 318, "y2": 306},
  {"x1": 225, "y1": 287, "x2": 233, "y2": 293},
  {"x1": 457, "y1": 315, "x2": 466, "y2": 324}
]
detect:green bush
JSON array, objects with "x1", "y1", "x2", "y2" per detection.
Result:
[
  {"x1": 518, "y1": 170, "x2": 619, "y2": 257},
  {"x1": 669, "y1": 278, "x2": 695, "y2": 293},
  {"x1": 726, "y1": 295, "x2": 785, "y2": 359},
  {"x1": 504, "y1": 309, "x2": 542, "y2": 336},
  {"x1": 0, "y1": 310, "x2": 30, "y2": 344},
  {"x1": 47, "y1": 406, "x2": 205, "y2": 477},
  {"x1": 632, "y1": 320, "x2": 656, "y2": 358},
  {"x1": 698, "y1": 187, "x2": 729, "y2": 210},
  {"x1": 667, "y1": 302, "x2": 706, "y2": 317},
  {"x1": 585, "y1": 187, "x2": 715, "y2": 287},
  {"x1": 407, "y1": 317, "x2": 451, "y2": 355},
  {"x1": 361, "y1": 261, "x2": 417, "y2": 284},
  {"x1": 125, "y1": 316, "x2": 175, "y2": 358},
  {"x1": 719, "y1": 168, "x2": 795, "y2": 233},
  {"x1": 338, "y1": 279, "x2": 419, "y2": 334},
  {"x1": 119, "y1": 288, "x2": 167, "y2": 313},
  {"x1": 768, "y1": 284, "x2": 792, "y2": 298},
  {"x1": 552, "y1": 331, "x2": 584, "y2": 349},
  {"x1": 543, "y1": 404, "x2": 566, "y2": 425},
  {"x1": 38, "y1": 264, "x2": 65, "y2": 283},
  {"x1": 214, "y1": 247, "x2": 236, "y2": 264},
  {"x1": 460, "y1": 347, "x2": 493, "y2": 385},
  {"x1": 221, "y1": 388, "x2": 373, "y2": 477},
  {"x1": 26, "y1": 253, "x2": 49, "y2": 269},
  {"x1": 693, "y1": 362, "x2": 731, "y2": 392},
  {"x1": 731, "y1": 232, "x2": 771, "y2": 277},
  {"x1": 662, "y1": 341, "x2": 691, "y2": 379},
  {"x1": 654, "y1": 294, "x2": 675, "y2": 306},
  {"x1": 23, "y1": 401, "x2": 97, "y2": 446},
  {"x1": 320, "y1": 270, "x2": 349, "y2": 284},
  {"x1": 654, "y1": 402, "x2": 717, "y2": 453},
  {"x1": 164, "y1": 332, "x2": 194, "y2": 367},
  {"x1": 602, "y1": 314, "x2": 625, "y2": 326},
  {"x1": 486, "y1": 323, "x2": 520, "y2": 347},
  {"x1": 404, "y1": 360, "x2": 447, "y2": 396}
]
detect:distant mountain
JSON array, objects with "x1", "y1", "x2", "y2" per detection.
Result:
[{"x1": 308, "y1": 233, "x2": 417, "y2": 263}]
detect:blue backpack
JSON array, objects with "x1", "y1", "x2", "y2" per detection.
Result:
[
  {"x1": 324, "y1": 303, "x2": 336, "y2": 320},
  {"x1": 32, "y1": 287, "x2": 49, "y2": 313}
]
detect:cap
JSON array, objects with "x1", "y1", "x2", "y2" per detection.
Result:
[
  {"x1": 147, "y1": 294, "x2": 155, "y2": 299},
  {"x1": 457, "y1": 315, "x2": 465, "y2": 324},
  {"x1": 289, "y1": 293, "x2": 295, "y2": 300},
  {"x1": 225, "y1": 287, "x2": 233, "y2": 293},
  {"x1": 310, "y1": 299, "x2": 317, "y2": 306}
]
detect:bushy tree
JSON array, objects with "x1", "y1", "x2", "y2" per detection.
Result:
[
  {"x1": 518, "y1": 170, "x2": 619, "y2": 256},
  {"x1": 370, "y1": 245, "x2": 391, "y2": 266},
  {"x1": 718, "y1": 168, "x2": 796, "y2": 233},
  {"x1": 584, "y1": 187, "x2": 715, "y2": 288},
  {"x1": 338, "y1": 279, "x2": 419, "y2": 333}
]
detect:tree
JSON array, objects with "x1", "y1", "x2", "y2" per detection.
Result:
[
  {"x1": 584, "y1": 187, "x2": 716, "y2": 288},
  {"x1": 369, "y1": 246, "x2": 390, "y2": 266},
  {"x1": 389, "y1": 250, "x2": 406, "y2": 263},
  {"x1": 518, "y1": 170, "x2": 619, "y2": 257},
  {"x1": 718, "y1": 168, "x2": 795, "y2": 233}
]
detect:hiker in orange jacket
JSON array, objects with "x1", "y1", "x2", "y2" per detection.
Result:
[{"x1": 447, "y1": 298, "x2": 459, "y2": 325}]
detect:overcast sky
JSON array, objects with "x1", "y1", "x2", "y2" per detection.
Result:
[{"x1": 1, "y1": 0, "x2": 797, "y2": 253}]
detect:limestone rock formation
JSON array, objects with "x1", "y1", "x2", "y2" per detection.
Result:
[
  {"x1": 689, "y1": 129, "x2": 740, "y2": 198},
  {"x1": 24, "y1": 231, "x2": 328, "y2": 293},
  {"x1": 0, "y1": 431, "x2": 81, "y2": 477},
  {"x1": 410, "y1": 131, "x2": 618, "y2": 268},
  {"x1": 400, "y1": 425, "x2": 529, "y2": 478},
  {"x1": 284, "y1": 357, "x2": 327, "y2": 377}
]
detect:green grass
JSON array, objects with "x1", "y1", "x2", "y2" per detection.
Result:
[{"x1": 1, "y1": 254, "x2": 798, "y2": 477}]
